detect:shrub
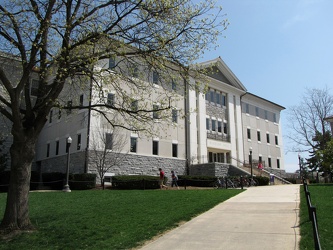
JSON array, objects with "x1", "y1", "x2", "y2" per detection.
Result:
[
  {"x1": 69, "y1": 173, "x2": 96, "y2": 190},
  {"x1": 112, "y1": 175, "x2": 161, "y2": 190},
  {"x1": 177, "y1": 175, "x2": 217, "y2": 187},
  {"x1": 0, "y1": 171, "x2": 10, "y2": 192},
  {"x1": 253, "y1": 176, "x2": 269, "y2": 186}
]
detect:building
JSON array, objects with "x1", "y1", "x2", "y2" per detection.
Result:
[{"x1": 1, "y1": 53, "x2": 286, "y2": 182}]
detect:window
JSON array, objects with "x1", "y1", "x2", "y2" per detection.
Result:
[
  {"x1": 265, "y1": 110, "x2": 268, "y2": 120},
  {"x1": 131, "y1": 65, "x2": 139, "y2": 77},
  {"x1": 223, "y1": 122, "x2": 228, "y2": 134},
  {"x1": 218, "y1": 121, "x2": 222, "y2": 133},
  {"x1": 206, "y1": 118, "x2": 210, "y2": 130},
  {"x1": 153, "y1": 141, "x2": 159, "y2": 155},
  {"x1": 79, "y1": 94, "x2": 84, "y2": 107},
  {"x1": 172, "y1": 143, "x2": 178, "y2": 157},
  {"x1": 266, "y1": 133, "x2": 270, "y2": 143},
  {"x1": 49, "y1": 109, "x2": 53, "y2": 123},
  {"x1": 259, "y1": 156, "x2": 262, "y2": 163},
  {"x1": 273, "y1": 113, "x2": 277, "y2": 123},
  {"x1": 131, "y1": 100, "x2": 138, "y2": 112},
  {"x1": 153, "y1": 104, "x2": 160, "y2": 119},
  {"x1": 222, "y1": 94, "x2": 226, "y2": 106},
  {"x1": 58, "y1": 109, "x2": 62, "y2": 120},
  {"x1": 109, "y1": 56, "x2": 116, "y2": 69},
  {"x1": 107, "y1": 93, "x2": 115, "y2": 107},
  {"x1": 152, "y1": 71, "x2": 159, "y2": 84},
  {"x1": 247, "y1": 128, "x2": 251, "y2": 139},
  {"x1": 268, "y1": 157, "x2": 272, "y2": 167},
  {"x1": 257, "y1": 131, "x2": 261, "y2": 141},
  {"x1": 172, "y1": 80, "x2": 177, "y2": 90},
  {"x1": 211, "y1": 119, "x2": 216, "y2": 132},
  {"x1": 77, "y1": 134, "x2": 81, "y2": 150},
  {"x1": 205, "y1": 91, "x2": 209, "y2": 102},
  {"x1": 105, "y1": 133, "x2": 113, "y2": 150},
  {"x1": 130, "y1": 137, "x2": 137, "y2": 153},
  {"x1": 216, "y1": 92, "x2": 221, "y2": 105},
  {"x1": 210, "y1": 90, "x2": 215, "y2": 103},
  {"x1": 255, "y1": 107, "x2": 259, "y2": 117},
  {"x1": 56, "y1": 140, "x2": 59, "y2": 155},
  {"x1": 245, "y1": 104, "x2": 249, "y2": 114},
  {"x1": 46, "y1": 143, "x2": 50, "y2": 157},
  {"x1": 275, "y1": 135, "x2": 279, "y2": 145},
  {"x1": 67, "y1": 100, "x2": 72, "y2": 114},
  {"x1": 172, "y1": 109, "x2": 178, "y2": 123},
  {"x1": 277, "y1": 159, "x2": 280, "y2": 168},
  {"x1": 31, "y1": 79, "x2": 39, "y2": 97}
]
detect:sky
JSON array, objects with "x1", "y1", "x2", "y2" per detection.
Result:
[{"x1": 200, "y1": 0, "x2": 333, "y2": 173}]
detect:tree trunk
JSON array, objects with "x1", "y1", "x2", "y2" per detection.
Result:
[{"x1": 0, "y1": 132, "x2": 36, "y2": 231}]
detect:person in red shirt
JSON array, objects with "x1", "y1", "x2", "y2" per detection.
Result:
[{"x1": 159, "y1": 168, "x2": 168, "y2": 189}]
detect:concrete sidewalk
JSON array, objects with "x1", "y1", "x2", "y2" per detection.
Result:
[{"x1": 139, "y1": 185, "x2": 300, "y2": 250}]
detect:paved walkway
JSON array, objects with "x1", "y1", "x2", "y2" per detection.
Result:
[{"x1": 139, "y1": 185, "x2": 300, "y2": 250}]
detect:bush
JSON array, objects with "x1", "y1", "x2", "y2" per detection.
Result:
[
  {"x1": 42, "y1": 172, "x2": 65, "y2": 190},
  {"x1": 253, "y1": 176, "x2": 269, "y2": 186},
  {"x1": 112, "y1": 175, "x2": 161, "y2": 190},
  {"x1": 177, "y1": 175, "x2": 217, "y2": 187},
  {"x1": 69, "y1": 173, "x2": 96, "y2": 190}
]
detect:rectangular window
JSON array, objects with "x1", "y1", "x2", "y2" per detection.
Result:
[
  {"x1": 153, "y1": 141, "x2": 159, "y2": 155},
  {"x1": 245, "y1": 103, "x2": 249, "y2": 113},
  {"x1": 210, "y1": 90, "x2": 215, "y2": 103},
  {"x1": 222, "y1": 94, "x2": 226, "y2": 106},
  {"x1": 277, "y1": 159, "x2": 280, "y2": 168},
  {"x1": 257, "y1": 131, "x2": 261, "y2": 141},
  {"x1": 205, "y1": 91, "x2": 209, "y2": 102},
  {"x1": 218, "y1": 121, "x2": 222, "y2": 133},
  {"x1": 216, "y1": 92, "x2": 221, "y2": 105},
  {"x1": 172, "y1": 143, "x2": 178, "y2": 158},
  {"x1": 266, "y1": 133, "x2": 270, "y2": 143},
  {"x1": 105, "y1": 133, "x2": 113, "y2": 150},
  {"x1": 223, "y1": 122, "x2": 228, "y2": 134},
  {"x1": 49, "y1": 110, "x2": 53, "y2": 123},
  {"x1": 268, "y1": 157, "x2": 272, "y2": 167},
  {"x1": 208, "y1": 152, "x2": 213, "y2": 162},
  {"x1": 273, "y1": 113, "x2": 277, "y2": 123},
  {"x1": 255, "y1": 107, "x2": 259, "y2": 117},
  {"x1": 131, "y1": 100, "x2": 138, "y2": 112},
  {"x1": 79, "y1": 94, "x2": 84, "y2": 107},
  {"x1": 132, "y1": 65, "x2": 139, "y2": 77},
  {"x1": 206, "y1": 118, "x2": 210, "y2": 130},
  {"x1": 130, "y1": 137, "x2": 137, "y2": 153},
  {"x1": 247, "y1": 128, "x2": 251, "y2": 139},
  {"x1": 67, "y1": 100, "x2": 72, "y2": 114},
  {"x1": 109, "y1": 56, "x2": 116, "y2": 69},
  {"x1": 211, "y1": 119, "x2": 216, "y2": 132},
  {"x1": 152, "y1": 71, "x2": 159, "y2": 84},
  {"x1": 46, "y1": 143, "x2": 50, "y2": 157},
  {"x1": 259, "y1": 156, "x2": 262, "y2": 163},
  {"x1": 265, "y1": 110, "x2": 268, "y2": 120},
  {"x1": 226, "y1": 152, "x2": 231, "y2": 163},
  {"x1": 153, "y1": 104, "x2": 160, "y2": 119},
  {"x1": 31, "y1": 79, "x2": 39, "y2": 97},
  {"x1": 172, "y1": 109, "x2": 178, "y2": 123},
  {"x1": 56, "y1": 140, "x2": 59, "y2": 155},
  {"x1": 171, "y1": 80, "x2": 177, "y2": 90},
  {"x1": 77, "y1": 134, "x2": 81, "y2": 150},
  {"x1": 107, "y1": 93, "x2": 115, "y2": 107},
  {"x1": 58, "y1": 109, "x2": 61, "y2": 120},
  {"x1": 275, "y1": 135, "x2": 279, "y2": 145}
]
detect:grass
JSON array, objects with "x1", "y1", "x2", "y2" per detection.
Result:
[
  {"x1": 299, "y1": 184, "x2": 333, "y2": 250},
  {"x1": 0, "y1": 189, "x2": 242, "y2": 250}
]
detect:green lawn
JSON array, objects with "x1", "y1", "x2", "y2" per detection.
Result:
[
  {"x1": 0, "y1": 189, "x2": 242, "y2": 250},
  {"x1": 299, "y1": 184, "x2": 333, "y2": 250}
]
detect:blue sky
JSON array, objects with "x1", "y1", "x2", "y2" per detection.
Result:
[{"x1": 200, "y1": 0, "x2": 333, "y2": 172}]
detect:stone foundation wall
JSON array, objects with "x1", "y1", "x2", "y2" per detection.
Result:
[{"x1": 189, "y1": 163, "x2": 229, "y2": 177}]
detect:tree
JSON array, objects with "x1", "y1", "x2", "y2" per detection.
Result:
[
  {"x1": 316, "y1": 138, "x2": 333, "y2": 181},
  {"x1": 287, "y1": 87, "x2": 333, "y2": 167},
  {"x1": 0, "y1": 0, "x2": 227, "y2": 232},
  {"x1": 90, "y1": 126, "x2": 128, "y2": 187}
]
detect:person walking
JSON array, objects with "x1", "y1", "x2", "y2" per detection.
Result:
[
  {"x1": 159, "y1": 168, "x2": 168, "y2": 189},
  {"x1": 171, "y1": 170, "x2": 179, "y2": 189}
]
